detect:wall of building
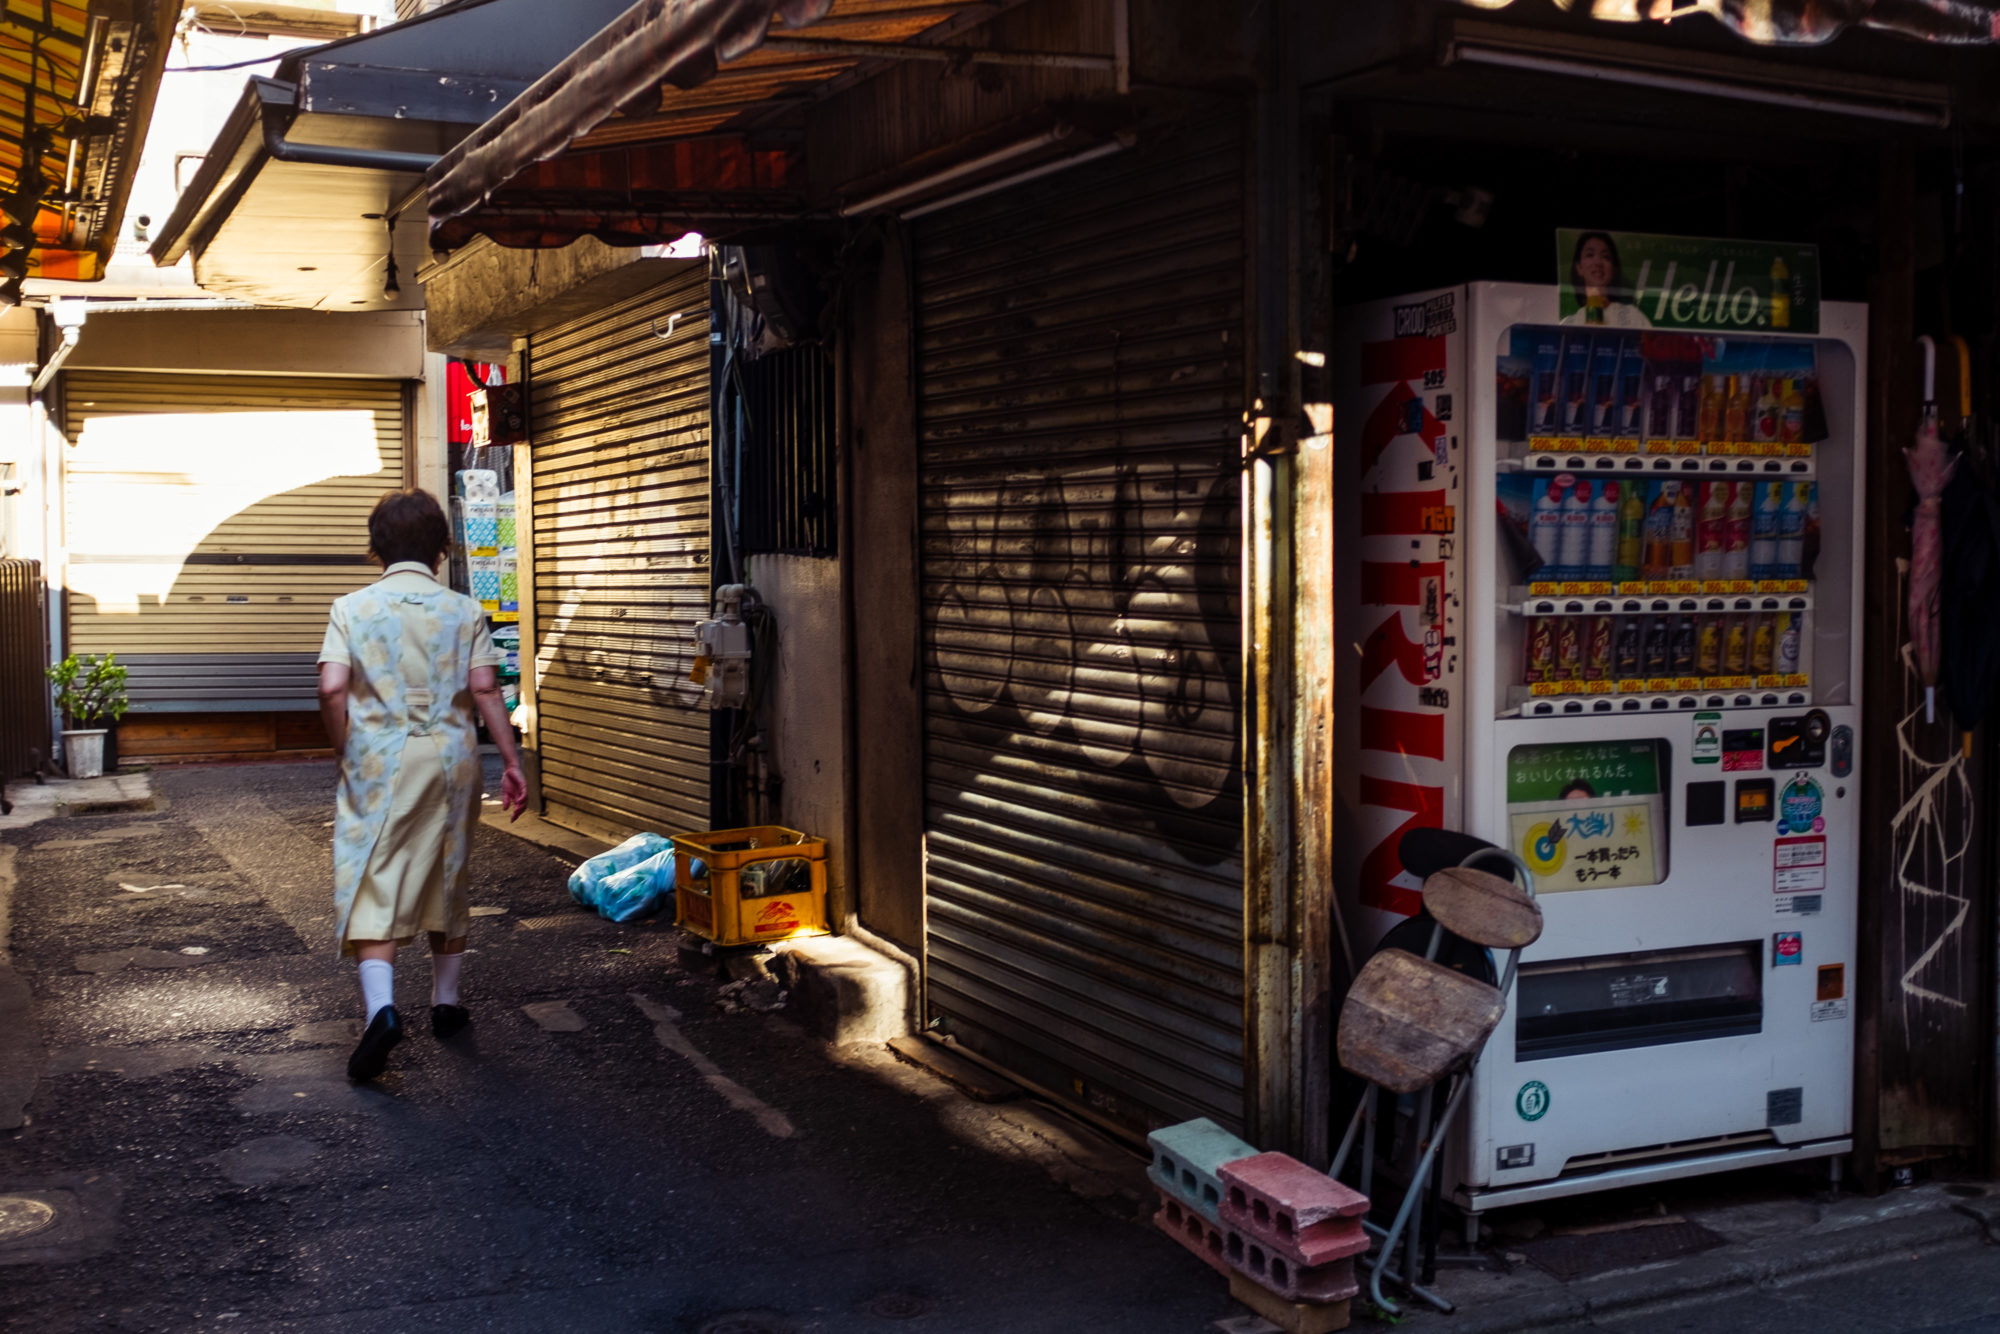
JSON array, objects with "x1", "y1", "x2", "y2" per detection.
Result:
[
  {"x1": 744, "y1": 552, "x2": 848, "y2": 919},
  {"x1": 842, "y1": 227, "x2": 925, "y2": 954}
]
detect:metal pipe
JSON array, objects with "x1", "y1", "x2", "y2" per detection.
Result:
[
  {"x1": 899, "y1": 137, "x2": 1130, "y2": 220},
  {"x1": 838, "y1": 124, "x2": 1072, "y2": 217},
  {"x1": 30, "y1": 324, "x2": 78, "y2": 396},
  {"x1": 260, "y1": 101, "x2": 438, "y2": 174},
  {"x1": 759, "y1": 35, "x2": 1116, "y2": 71}
]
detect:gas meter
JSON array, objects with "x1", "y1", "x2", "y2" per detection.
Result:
[{"x1": 692, "y1": 583, "x2": 758, "y2": 709}]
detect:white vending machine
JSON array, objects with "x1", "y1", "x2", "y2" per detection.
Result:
[{"x1": 1336, "y1": 281, "x2": 1863, "y2": 1216}]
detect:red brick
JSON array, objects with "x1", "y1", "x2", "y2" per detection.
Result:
[
  {"x1": 1153, "y1": 1193, "x2": 1231, "y2": 1277},
  {"x1": 1219, "y1": 1152, "x2": 1371, "y2": 1267}
]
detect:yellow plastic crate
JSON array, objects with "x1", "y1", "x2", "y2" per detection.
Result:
[{"x1": 673, "y1": 825, "x2": 828, "y2": 947}]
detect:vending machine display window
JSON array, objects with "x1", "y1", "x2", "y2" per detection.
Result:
[
  {"x1": 1507, "y1": 739, "x2": 1670, "y2": 890},
  {"x1": 1516, "y1": 941, "x2": 1764, "y2": 1061}
]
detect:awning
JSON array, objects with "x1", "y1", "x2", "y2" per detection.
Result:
[
  {"x1": 427, "y1": 0, "x2": 1043, "y2": 243},
  {"x1": 146, "y1": 0, "x2": 639, "y2": 310},
  {"x1": 1462, "y1": 0, "x2": 2000, "y2": 45},
  {"x1": 0, "y1": 1, "x2": 176, "y2": 290}
]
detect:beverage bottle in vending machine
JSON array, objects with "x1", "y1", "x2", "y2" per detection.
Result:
[
  {"x1": 1643, "y1": 481, "x2": 1676, "y2": 578},
  {"x1": 1695, "y1": 615, "x2": 1722, "y2": 676},
  {"x1": 1670, "y1": 615, "x2": 1697, "y2": 675},
  {"x1": 1524, "y1": 617, "x2": 1556, "y2": 684},
  {"x1": 1722, "y1": 616, "x2": 1750, "y2": 675},
  {"x1": 1669, "y1": 482, "x2": 1696, "y2": 578},
  {"x1": 1585, "y1": 616, "x2": 1614, "y2": 681},
  {"x1": 1533, "y1": 476, "x2": 1567, "y2": 572},
  {"x1": 1750, "y1": 615, "x2": 1776, "y2": 675},
  {"x1": 1777, "y1": 612, "x2": 1803, "y2": 675},
  {"x1": 1560, "y1": 479, "x2": 1594, "y2": 576},
  {"x1": 1556, "y1": 617, "x2": 1584, "y2": 680},
  {"x1": 1724, "y1": 375, "x2": 1751, "y2": 442},
  {"x1": 1613, "y1": 616, "x2": 1642, "y2": 679},
  {"x1": 1697, "y1": 374, "x2": 1725, "y2": 444},
  {"x1": 1801, "y1": 483, "x2": 1820, "y2": 580},
  {"x1": 1615, "y1": 481, "x2": 1645, "y2": 582},
  {"x1": 1695, "y1": 482, "x2": 1727, "y2": 580},
  {"x1": 1725, "y1": 481, "x2": 1752, "y2": 580},
  {"x1": 1777, "y1": 481, "x2": 1809, "y2": 577},
  {"x1": 1751, "y1": 481, "x2": 1781, "y2": 578},
  {"x1": 1754, "y1": 375, "x2": 1781, "y2": 444},
  {"x1": 1588, "y1": 482, "x2": 1620, "y2": 581},
  {"x1": 1643, "y1": 616, "x2": 1672, "y2": 676}
]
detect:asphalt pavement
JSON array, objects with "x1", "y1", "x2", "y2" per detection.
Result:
[{"x1": 0, "y1": 761, "x2": 1230, "y2": 1333}]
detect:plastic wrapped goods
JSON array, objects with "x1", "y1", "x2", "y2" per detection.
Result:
[{"x1": 568, "y1": 832, "x2": 678, "y2": 923}]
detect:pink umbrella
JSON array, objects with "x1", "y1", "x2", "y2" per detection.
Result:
[{"x1": 1907, "y1": 336, "x2": 1957, "y2": 723}]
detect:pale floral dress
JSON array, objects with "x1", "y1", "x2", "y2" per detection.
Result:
[{"x1": 318, "y1": 563, "x2": 500, "y2": 956}]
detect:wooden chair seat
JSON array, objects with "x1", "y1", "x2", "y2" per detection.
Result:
[
  {"x1": 1421, "y1": 866, "x2": 1544, "y2": 951},
  {"x1": 1336, "y1": 949, "x2": 1505, "y2": 1095}
]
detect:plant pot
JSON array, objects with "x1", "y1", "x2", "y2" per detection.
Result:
[{"x1": 62, "y1": 728, "x2": 107, "y2": 780}]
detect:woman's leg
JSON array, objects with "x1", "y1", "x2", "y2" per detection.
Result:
[
  {"x1": 352, "y1": 938, "x2": 397, "y2": 1022},
  {"x1": 428, "y1": 932, "x2": 471, "y2": 1036}
]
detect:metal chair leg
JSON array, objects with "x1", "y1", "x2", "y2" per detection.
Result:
[{"x1": 1366, "y1": 1069, "x2": 1478, "y2": 1316}]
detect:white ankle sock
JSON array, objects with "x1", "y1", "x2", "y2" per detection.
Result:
[
  {"x1": 358, "y1": 958, "x2": 394, "y2": 1023},
  {"x1": 431, "y1": 951, "x2": 464, "y2": 1007}
]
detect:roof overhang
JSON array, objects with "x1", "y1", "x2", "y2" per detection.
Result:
[
  {"x1": 424, "y1": 0, "x2": 1100, "y2": 249},
  {"x1": 147, "y1": 0, "x2": 638, "y2": 310}
]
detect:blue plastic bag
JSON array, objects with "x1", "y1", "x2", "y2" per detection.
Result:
[{"x1": 568, "y1": 832, "x2": 676, "y2": 923}]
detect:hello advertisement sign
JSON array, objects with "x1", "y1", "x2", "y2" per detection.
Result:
[{"x1": 1557, "y1": 229, "x2": 1821, "y2": 335}]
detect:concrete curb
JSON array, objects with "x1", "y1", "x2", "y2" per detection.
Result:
[{"x1": 1429, "y1": 1204, "x2": 1991, "y2": 1332}]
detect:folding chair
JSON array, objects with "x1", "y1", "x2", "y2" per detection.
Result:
[{"x1": 1327, "y1": 842, "x2": 1542, "y2": 1315}]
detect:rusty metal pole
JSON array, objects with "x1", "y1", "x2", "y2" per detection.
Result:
[{"x1": 1243, "y1": 0, "x2": 1331, "y2": 1162}]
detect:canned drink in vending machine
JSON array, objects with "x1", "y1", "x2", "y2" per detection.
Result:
[
  {"x1": 1524, "y1": 617, "x2": 1556, "y2": 684},
  {"x1": 1722, "y1": 615, "x2": 1750, "y2": 675},
  {"x1": 1750, "y1": 614, "x2": 1776, "y2": 675},
  {"x1": 1776, "y1": 611, "x2": 1804, "y2": 675},
  {"x1": 1556, "y1": 617, "x2": 1585, "y2": 681},
  {"x1": 1670, "y1": 615, "x2": 1696, "y2": 675},
  {"x1": 1643, "y1": 615, "x2": 1672, "y2": 677},
  {"x1": 1695, "y1": 615, "x2": 1722, "y2": 676},
  {"x1": 1585, "y1": 615, "x2": 1614, "y2": 681},
  {"x1": 1613, "y1": 615, "x2": 1643, "y2": 680}
]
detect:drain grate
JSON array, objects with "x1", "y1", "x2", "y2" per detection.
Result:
[
  {"x1": 0, "y1": 1196, "x2": 56, "y2": 1243},
  {"x1": 513, "y1": 914, "x2": 593, "y2": 931}
]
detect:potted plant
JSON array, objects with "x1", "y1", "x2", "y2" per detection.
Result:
[{"x1": 46, "y1": 652, "x2": 128, "y2": 779}]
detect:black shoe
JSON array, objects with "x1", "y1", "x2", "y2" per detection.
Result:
[
  {"x1": 431, "y1": 1003, "x2": 471, "y2": 1039},
  {"x1": 347, "y1": 1005, "x2": 404, "y2": 1081}
]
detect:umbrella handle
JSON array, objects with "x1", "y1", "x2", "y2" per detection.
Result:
[{"x1": 1918, "y1": 334, "x2": 1936, "y2": 406}]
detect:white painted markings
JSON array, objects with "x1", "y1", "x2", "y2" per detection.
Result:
[{"x1": 629, "y1": 993, "x2": 796, "y2": 1140}]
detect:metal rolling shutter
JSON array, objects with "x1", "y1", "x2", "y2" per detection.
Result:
[
  {"x1": 527, "y1": 267, "x2": 713, "y2": 843},
  {"x1": 63, "y1": 372, "x2": 404, "y2": 710},
  {"x1": 914, "y1": 121, "x2": 1249, "y2": 1131}
]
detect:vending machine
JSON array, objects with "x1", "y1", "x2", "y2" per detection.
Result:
[{"x1": 1336, "y1": 281, "x2": 1863, "y2": 1216}]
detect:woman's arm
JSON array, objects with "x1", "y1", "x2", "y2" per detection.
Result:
[
  {"x1": 469, "y1": 665, "x2": 528, "y2": 820},
  {"x1": 317, "y1": 662, "x2": 351, "y2": 756}
]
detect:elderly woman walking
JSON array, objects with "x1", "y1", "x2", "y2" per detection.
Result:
[{"x1": 318, "y1": 488, "x2": 527, "y2": 1081}]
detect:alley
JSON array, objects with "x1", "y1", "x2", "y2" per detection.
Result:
[{"x1": 0, "y1": 762, "x2": 1227, "y2": 1333}]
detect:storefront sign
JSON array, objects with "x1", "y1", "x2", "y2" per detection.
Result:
[{"x1": 1556, "y1": 230, "x2": 1820, "y2": 335}]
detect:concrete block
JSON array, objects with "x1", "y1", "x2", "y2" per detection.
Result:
[
  {"x1": 1219, "y1": 1152, "x2": 1371, "y2": 1267},
  {"x1": 1147, "y1": 1116, "x2": 1259, "y2": 1222},
  {"x1": 781, "y1": 935, "x2": 910, "y2": 1045},
  {"x1": 1228, "y1": 1271, "x2": 1352, "y2": 1334},
  {"x1": 1222, "y1": 1228, "x2": 1360, "y2": 1305},
  {"x1": 1153, "y1": 1193, "x2": 1230, "y2": 1276}
]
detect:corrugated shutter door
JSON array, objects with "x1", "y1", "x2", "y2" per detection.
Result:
[
  {"x1": 914, "y1": 122, "x2": 1249, "y2": 1132},
  {"x1": 527, "y1": 267, "x2": 713, "y2": 843},
  {"x1": 63, "y1": 371, "x2": 404, "y2": 710}
]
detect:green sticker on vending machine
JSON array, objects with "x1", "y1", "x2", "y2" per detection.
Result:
[{"x1": 1507, "y1": 740, "x2": 1669, "y2": 891}]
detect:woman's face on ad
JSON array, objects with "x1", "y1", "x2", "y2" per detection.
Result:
[{"x1": 1576, "y1": 237, "x2": 1615, "y2": 289}]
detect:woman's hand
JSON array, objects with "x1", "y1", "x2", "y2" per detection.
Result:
[{"x1": 500, "y1": 763, "x2": 528, "y2": 822}]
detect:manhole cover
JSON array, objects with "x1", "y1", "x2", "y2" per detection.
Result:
[
  {"x1": 864, "y1": 1291, "x2": 932, "y2": 1319},
  {"x1": 696, "y1": 1313, "x2": 792, "y2": 1334},
  {"x1": 0, "y1": 1196, "x2": 56, "y2": 1242}
]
